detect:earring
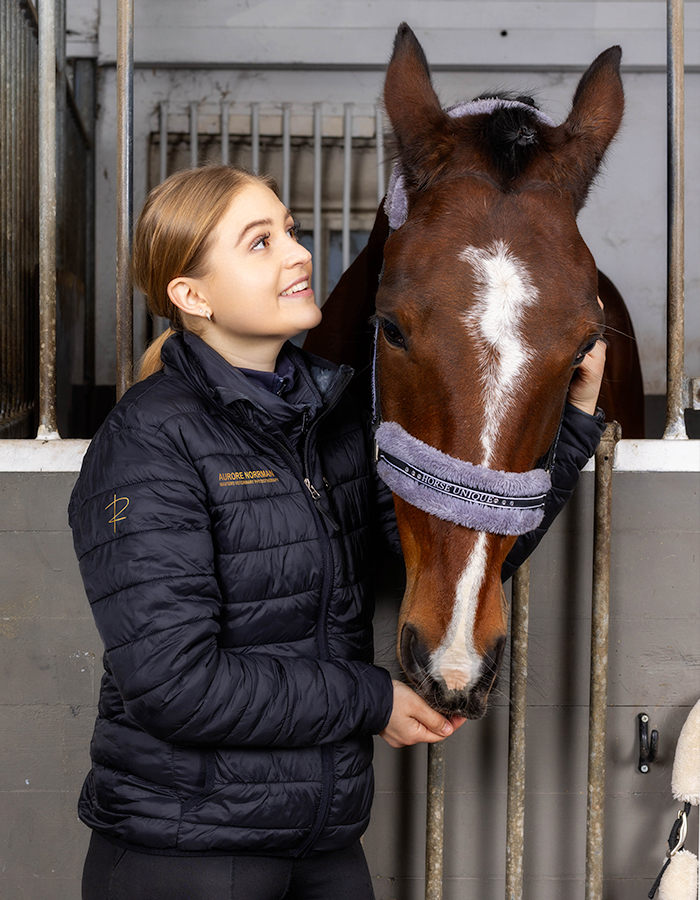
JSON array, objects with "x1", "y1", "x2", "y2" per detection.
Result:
[{"x1": 206, "y1": 311, "x2": 212, "y2": 322}]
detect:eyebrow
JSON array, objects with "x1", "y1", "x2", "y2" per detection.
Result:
[{"x1": 236, "y1": 209, "x2": 294, "y2": 246}]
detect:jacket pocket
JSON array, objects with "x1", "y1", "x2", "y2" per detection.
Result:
[{"x1": 180, "y1": 752, "x2": 216, "y2": 815}]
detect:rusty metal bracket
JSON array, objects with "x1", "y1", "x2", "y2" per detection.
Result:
[{"x1": 638, "y1": 712, "x2": 659, "y2": 774}]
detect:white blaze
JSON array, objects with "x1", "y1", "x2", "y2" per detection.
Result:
[
  {"x1": 460, "y1": 239, "x2": 538, "y2": 466},
  {"x1": 433, "y1": 240, "x2": 536, "y2": 691}
]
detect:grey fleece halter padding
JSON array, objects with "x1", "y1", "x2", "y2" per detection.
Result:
[
  {"x1": 384, "y1": 98, "x2": 557, "y2": 230},
  {"x1": 375, "y1": 422, "x2": 551, "y2": 535}
]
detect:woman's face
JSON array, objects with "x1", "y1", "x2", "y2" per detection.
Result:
[{"x1": 188, "y1": 181, "x2": 321, "y2": 368}]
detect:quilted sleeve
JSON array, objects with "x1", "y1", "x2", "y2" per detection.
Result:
[{"x1": 69, "y1": 423, "x2": 393, "y2": 749}]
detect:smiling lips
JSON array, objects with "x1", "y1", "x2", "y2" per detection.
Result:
[{"x1": 280, "y1": 279, "x2": 310, "y2": 297}]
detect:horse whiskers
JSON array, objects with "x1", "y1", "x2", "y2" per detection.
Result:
[{"x1": 601, "y1": 323, "x2": 638, "y2": 342}]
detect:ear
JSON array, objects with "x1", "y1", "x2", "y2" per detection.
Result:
[
  {"x1": 383, "y1": 23, "x2": 455, "y2": 191},
  {"x1": 552, "y1": 46, "x2": 624, "y2": 212},
  {"x1": 167, "y1": 277, "x2": 209, "y2": 320}
]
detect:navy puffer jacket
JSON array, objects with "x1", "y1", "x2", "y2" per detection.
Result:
[{"x1": 69, "y1": 333, "x2": 395, "y2": 856}]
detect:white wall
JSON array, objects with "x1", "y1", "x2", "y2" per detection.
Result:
[{"x1": 66, "y1": 0, "x2": 700, "y2": 394}]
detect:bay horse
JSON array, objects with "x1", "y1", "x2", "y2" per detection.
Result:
[{"x1": 305, "y1": 24, "x2": 643, "y2": 718}]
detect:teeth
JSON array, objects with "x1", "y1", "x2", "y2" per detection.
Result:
[{"x1": 281, "y1": 280, "x2": 308, "y2": 296}]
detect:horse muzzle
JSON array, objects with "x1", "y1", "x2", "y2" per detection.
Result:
[{"x1": 400, "y1": 622, "x2": 506, "y2": 719}]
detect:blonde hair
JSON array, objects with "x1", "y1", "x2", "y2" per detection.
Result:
[{"x1": 133, "y1": 165, "x2": 277, "y2": 379}]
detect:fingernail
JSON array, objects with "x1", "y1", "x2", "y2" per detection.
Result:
[{"x1": 441, "y1": 723, "x2": 452, "y2": 735}]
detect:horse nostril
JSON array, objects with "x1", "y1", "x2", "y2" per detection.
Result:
[{"x1": 400, "y1": 623, "x2": 432, "y2": 681}]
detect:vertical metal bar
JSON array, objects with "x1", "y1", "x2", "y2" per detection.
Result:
[
  {"x1": 375, "y1": 105, "x2": 385, "y2": 204},
  {"x1": 342, "y1": 103, "x2": 353, "y2": 272},
  {"x1": 190, "y1": 101, "x2": 199, "y2": 169},
  {"x1": 37, "y1": 0, "x2": 58, "y2": 436},
  {"x1": 663, "y1": 0, "x2": 687, "y2": 439},
  {"x1": 282, "y1": 103, "x2": 291, "y2": 209},
  {"x1": 154, "y1": 101, "x2": 169, "y2": 337},
  {"x1": 313, "y1": 103, "x2": 322, "y2": 302},
  {"x1": 425, "y1": 742, "x2": 445, "y2": 900},
  {"x1": 251, "y1": 102, "x2": 260, "y2": 175},
  {"x1": 505, "y1": 559, "x2": 531, "y2": 900},
  {"x1": 220, "y1": 100, "x2": 229, "y2": 166},
  {"x1": 116, "y1": 0, "x2": 134, "y2": 400},
  {"x1": 159, "y1": 100, "x2": 168, "y2": 182},
  {"x1": 585, "y1": 422, "x2": 621, "y2": 900}
]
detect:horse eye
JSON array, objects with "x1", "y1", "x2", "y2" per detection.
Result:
[
  {"x1": 574, "y1": 339, "x2": 598, "y2": 366},
  {"x1": 382, "y1": 320, "x2": 406, "y2": 349}
]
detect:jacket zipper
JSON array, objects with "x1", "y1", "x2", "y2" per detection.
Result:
[{"x1": 228, "y1": 368, "x2": 352, "y2": 857}]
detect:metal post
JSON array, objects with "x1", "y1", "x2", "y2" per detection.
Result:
[
  {"x1": 342, "y1": 103, "x2": 353, "y2": 272},
  {"x1": 282, "y1": 103, "x2": 291, "y2": 209},
  {"x1": 189, "y1": 101, "x2": 199, "y2": 169},
  {"x1": 220, "y1": 100, "x2": 229, "y2": 166},
  {"x1": 663, "y1": 0, "x2": 687, "y2": 439},
  {"x1": 505, "y1": 559, "x2": 531, "y2": 900},
  {"x1": 116, "y1": 0, "x2": 133, "y2": 400},
  {"x1": 376, "y1": 106, "x2": 385, "y2": 204},
  {"x1": 37, "y1": 0, "x2": 58, "y2": 437},
  {"x1": 313, "y1": 103, "x2": 322, "y2": 302},
  {"x1": 425, "y1": 742, "x2": 446, "y2": 900},
  {"x1": 159, "y1": 100, "x2": 168, "y2": 182},
  {"x1": 251, "y1": 102, "x2": 260, "y2": 175},
  {"x1": 585, "y1": 422, "x2": 622, "y2": 900}
]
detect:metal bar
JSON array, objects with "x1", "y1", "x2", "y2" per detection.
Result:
[
  {"x1": 159, "y1": 100, "x2": 168, "y2": 182},
  {"x1": 220, "y1": 100, "x2": 229, "y2": 166},
  {"x1": 505, "y1": 559, "x2": 531, "y2": 900},
  {"x1": 37, "y1": 0, "x2": 58, "y2": 436},
  {"x1": 154, "y1": 100, "x2": 169, "y2": 336},
  {"x1": 251, "y1": 101, "x2": 260, "y2": 174},
  {"x1": 425, "y1": 742, "x2": 446, "y2": 900},
  {"x1": 663, "y1": 0, "x2": 687, "y2": 439},
  {"x1": 342, "y1": 103, "x2": 352, "y2": 272},
  {"x1": 585, "y1": 422, "x2": 622, "y2": 900},
  {"x1": 313, "y1": 103, "x2": 322, "y2": 302},
  {"x1": 376, "y1": 105, "x2": 385, "y2": 204},
  {"x1": 282, "y1": 103, "x2": 291, "y2": 209},
  {"x1": 190, "y1": 101, "x2": 199, "y2": 168},
  {"x1": 116, "y1": 0, "x2": 133, "y2": 400}
]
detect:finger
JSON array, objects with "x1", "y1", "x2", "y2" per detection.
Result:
[{"x1": 410, "y1": 701, "x2": 454, "y2": 737}]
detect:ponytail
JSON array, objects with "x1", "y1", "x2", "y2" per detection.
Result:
[{"x1": 137, "y1": 328, "x2": 175, "y2": 380}]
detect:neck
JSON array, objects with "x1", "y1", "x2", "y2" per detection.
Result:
[{"x1": 199, "y1": 331, "x2": 286, "y2": 372}]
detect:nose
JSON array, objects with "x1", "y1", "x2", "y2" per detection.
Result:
[
  {"x1": 285, "y1": 234, "x2": 312, "y2": 268},
  {"x1": 400, "y1": 623, "x2": 433, "y2": 685}
]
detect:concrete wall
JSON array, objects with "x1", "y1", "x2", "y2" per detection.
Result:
[{"x1": 1, "y1": 465, "x2": 698, "y2": 899}]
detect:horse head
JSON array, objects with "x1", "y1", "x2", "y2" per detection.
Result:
[{"x1": 375, "y1": 24, "x2": 623, "y2": 718}]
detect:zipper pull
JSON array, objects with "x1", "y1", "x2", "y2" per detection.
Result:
[
  {"x1": 304, "y1": 477, "x2": 321, "y2": 501},
  {"x1": 304, "y1": 478, "x2": 340, "y2": 532}
]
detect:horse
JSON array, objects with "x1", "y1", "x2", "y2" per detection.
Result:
[{"x1": 305, "y1": 24, "x2": 644, "y2": 718}]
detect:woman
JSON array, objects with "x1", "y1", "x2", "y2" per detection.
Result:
[{"x1": 69, "y1": 165, "x2": 605, "y2": 899}]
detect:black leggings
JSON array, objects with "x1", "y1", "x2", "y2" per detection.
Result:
[{"x1": 82, "y1": 832, "x2": 376, "y2": 900}]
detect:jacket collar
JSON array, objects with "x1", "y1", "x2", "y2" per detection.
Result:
[{"x1": 160, "y1": 331, "x2": 353, "y2": 418}]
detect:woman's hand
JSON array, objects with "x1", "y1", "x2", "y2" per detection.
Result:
[
  {"x1": 379, "y1": 681, "x2": 466, "y2": 748},
  {"x1": 568, "y1": 338, "x2": 606, "y2": 416}
]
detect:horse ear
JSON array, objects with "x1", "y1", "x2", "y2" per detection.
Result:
[
  {"x1": 383, "y1": 23, "x2": 454, "y2": 191},
  {"x1": 553, "y1": 46, "x2": 624, "y2": 212}
]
